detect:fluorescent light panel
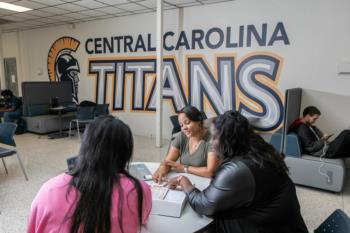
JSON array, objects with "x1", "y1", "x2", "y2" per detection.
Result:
[{"x1": 0, "y1": 2, "x2": 32, "y2": 12}]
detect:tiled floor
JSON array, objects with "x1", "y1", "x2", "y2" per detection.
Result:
[{"x1": 0, "y1": 132, "x2": 349, "y2": 232}]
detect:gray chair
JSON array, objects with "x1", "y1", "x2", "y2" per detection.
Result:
[
  {"x1": 314, "y1": 209, "x2": 350, "y2": 233},
  {"x1": 69, "y1": 106, "x2": 95, "y2": 140},
  {"x1": 0, "y1": 122, "x2": 28, "y2": 180}
]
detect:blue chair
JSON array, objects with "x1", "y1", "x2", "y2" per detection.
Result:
[
  {"x1": 270, "y1": 132, "x2": 283, "y2": 153},
  {"x1": 314, "y1": 209, "x2": 350, "y2": 233},
  {"x1": 69, "y1": 106, "x2": 95, "y2": 140},
  {"x1": 0, "y1": 123, "x2": 28, "y2": 180}
]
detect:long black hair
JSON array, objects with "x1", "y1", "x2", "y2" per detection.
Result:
[
  {"x1": 213, "y1": 111, "x2": 287, "y2": 173},
  {"x1": 67, "y1": 115, "x2": 143, "y2": 233}
]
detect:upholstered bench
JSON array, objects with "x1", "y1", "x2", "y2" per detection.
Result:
[
  {"x1": 270, "y1": 133, "x2": 346, "y2": 192},
  {"x1": 22, "y1": 103, "x2": 76, "y2": 134}
]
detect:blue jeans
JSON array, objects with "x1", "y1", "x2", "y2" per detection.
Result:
[{"x1": 1, "y1": 109, "x2": 21, "y2": 122}]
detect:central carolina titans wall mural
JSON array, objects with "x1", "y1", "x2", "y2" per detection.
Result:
[{"x1": 48, "y1": 22, "x2": 289, "y2": 132}]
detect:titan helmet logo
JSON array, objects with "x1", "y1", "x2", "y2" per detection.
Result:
[{"x1": 47, "y1": 36, "x2": 81, "y2": 103}]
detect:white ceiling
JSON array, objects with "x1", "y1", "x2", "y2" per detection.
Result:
[{"x1": 0, "y1": 0, "x2": 234, "y2": 33}]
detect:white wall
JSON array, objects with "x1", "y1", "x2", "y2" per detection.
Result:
[{"x1": 2, "y1": 0, "x2": 350, "y2": 138}]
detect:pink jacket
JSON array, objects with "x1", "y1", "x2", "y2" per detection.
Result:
[{"x1": 27, "y1": 173, "x2": 151, "y2": 233}]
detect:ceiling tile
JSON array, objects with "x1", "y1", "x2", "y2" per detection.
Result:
[
  {"x1": 47, "y1": 14, "x2": 75, "y2": 21},
  {"x1": 134, "y1": 8, "x2": 154, "y2": 14},
  {"x1": 13, "y1": 0, "x2": 47, "y2": 9},
  {"x1": 177, "y1": 2, "x2": 201, "y2": 7},
  {"x1": 93, "y1": 14, "x2": 115, "y2": 20},
  {"x1": 61, "y1": 12, "x2": 89, "y2": 19},
  {"x1": 30, "y1": 20, "x2": 51, "y2": 25},
  {"x1": 35, "y1": 17, "x2": 57, "y2": 23},
  {"x1": 96, "y1": 0, "x2": 129, "y2": 5},
  {"x1": 118, "y1": 3, "x2": 147, "y2": 11},
  {"x1": 7, "y1": 12, "x2": 38, "y2": 19},
  {"x1": 115, "y1": 11, "x2": 134, "y2": 17},
  {"x1": 79, "y1": 9, "x2": 105, "y2": 17},
  {"x1": 138, "y1": 0, "x2": 156, "y2": 9},
  {"x1": 0, "y1": 0, "x2": 234, "y2": 32},
  {"x1": 31, "y1": 0, "x2": 66, "y2": 6},
  {"x1": 165, "y1": 0, "x2": 196, "y2": 4},
  {"x1": 61, "y1": 0, "x2": 82, "y2": 2},
  {"x1": 0, "y1": 0, "x2": 21, "y2": 3},
  {"x1": 200, "y1": 0, "x2": 233, "y2": 3},
  {"x1": 96, "y1": 6, "x2": 125, "y2": 14},
  {"x1": 26, "y1": 9, "x2": 53, "y2": 17},
  {"x1": 39, "y1": 6, "x2": 69, "y2": 14},
  {"x1": 56, "y1": 3, "x2": 88, "y2": 11},
  {"x1": 74, "y1": 0, "x2": 108, "y2": 8}
]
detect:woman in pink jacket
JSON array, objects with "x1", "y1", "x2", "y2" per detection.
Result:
[{"x1": 27, "y1": 115, "x2": 152, "y2": 233}]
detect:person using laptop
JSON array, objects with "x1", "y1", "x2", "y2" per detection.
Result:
[
  {"x1": 28, "y1": 116, "x2": 152, "y2": 233},
  {"x1": 289, "y1": 106, "x2": 350, "y2": 158},
  {"x1": 168, "y1": 111, "x2": 308, "y2": 233},
  {"x1": 0, "y1": 89, "x2": 22, "y2": 122},
  {"x1": 153, "y1": 105, "x2": 220, "y2": 182}
]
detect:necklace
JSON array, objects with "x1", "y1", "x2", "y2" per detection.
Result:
[{"x1": 188, "y1": 138, "x2": 202, "y2": 153}]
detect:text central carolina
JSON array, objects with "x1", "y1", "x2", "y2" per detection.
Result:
[{"x1": 85, "y1": 22, "x2": 289, "y2": 54}]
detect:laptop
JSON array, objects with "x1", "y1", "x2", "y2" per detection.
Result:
[{"x1": 129, "y1": 164, "x2": 152, "y2": 181}]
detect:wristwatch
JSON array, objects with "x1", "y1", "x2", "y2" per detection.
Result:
[{"x1": 184, "y1": 165, "x2": 189, "y2": 173}]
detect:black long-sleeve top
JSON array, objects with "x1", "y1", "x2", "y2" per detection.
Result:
[
  {"x1": 293, "y1": 123, "x2": 325, "y2": 156},
  {"x1": 186, "y1": 158, "x2": 308, "y2": 233}
]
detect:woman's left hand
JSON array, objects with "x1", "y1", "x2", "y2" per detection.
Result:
[
  {"x1": 167, "y1": 176, "x2": 193, "y2": 192},
  {"x1": 166, "y1": 160, "x2": 185, "y2": 173},
  {"x1": 167, "y1": 177, "x2": 180, "y2": 189}
]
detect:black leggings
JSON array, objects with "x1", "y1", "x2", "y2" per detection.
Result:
[{"x1": 326, "y1": 130, "x2": 350, "y2": 158}]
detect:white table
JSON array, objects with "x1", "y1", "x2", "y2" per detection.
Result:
[{"x1": 140, "y1": 162, "x2": 213, "y2": 233}]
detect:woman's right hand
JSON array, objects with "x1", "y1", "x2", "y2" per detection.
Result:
[{"x1": 152, "y1": 163, "x2": 168, "y2": 183}]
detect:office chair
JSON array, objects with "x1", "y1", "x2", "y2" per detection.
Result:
[
  {"x1": 0, "y1": 122, "x2": 28, "y2": 180},
  {"x1": 94, "y1": 104, "x2": 109, "y2": 118},
  {"x1": 69, "y1": 106, "x2": 95, "y2": 140}
]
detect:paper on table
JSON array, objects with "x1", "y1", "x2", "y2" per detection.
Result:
[{"x1": 151, "y1": 184, "x2": 169, "y2": 200}]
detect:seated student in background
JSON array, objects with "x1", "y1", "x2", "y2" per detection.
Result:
[
  {"x1": 290, "y1": 106, "x2": 350, "y2": 158},
  {"x1": 0, "y1": 89, "x2": 22, "y2": 122},
  {"x1": 153, "y1": 105, "x2": 220, "y2": 181},
  {"x1": 27, "y1": 116, "x2": 151, "y2": 233},
  {"x1": 168, "y1": 111, "x2": 308, "y2": 233}
]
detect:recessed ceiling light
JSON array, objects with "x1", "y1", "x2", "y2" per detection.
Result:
[{"x1": 0, "y1": 2, "x2": 32, "y2": 12}]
